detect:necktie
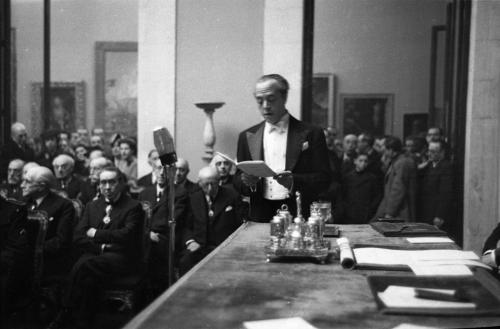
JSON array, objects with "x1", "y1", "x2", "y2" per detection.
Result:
[
  {"x1": 156, "y1": 191, "x2": 162, "y2": 202},
  {"x1": 269, "y1": 124, "x2": 285, "y2": 134},
  {"x1": 103, "y1": 204, "x2": 112, "y2": 225},
  {"x1": 207, "y1": 197, "x2": 214, "y2": 218}
]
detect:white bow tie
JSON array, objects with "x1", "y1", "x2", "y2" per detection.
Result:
[{"x1": 268, "y1": 124, "x2": 286, "y2": 134}]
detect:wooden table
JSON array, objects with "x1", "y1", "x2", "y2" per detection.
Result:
[{"x1": 124, "y1": 222, "x2": 500, "y2": 329}]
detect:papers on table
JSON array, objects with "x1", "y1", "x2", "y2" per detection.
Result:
[
  {"x1": 408, "y1": 263, "x2": 473, "y2": 276},
  {"x1": 378, "y1": 285, "x2": 476, "y2": 310},
  {"x1": 352, "y1": 247, "x2": 482, "y2": 272},
  {"x1": 243, "y1": 317, "x2": 318, "y2": 329},
  {"x1": 406, "y1": 237, "x2": 454, "y2": 244}
]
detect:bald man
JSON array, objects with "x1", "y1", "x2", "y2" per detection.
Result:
[
  {"x1": 21, "y1": 166, "x2": 75, "y2": 276},
  {"x1": 179, "y1": 166, "x2": 242, "y2": 275},
  {"x1": 53, "y1": 154, "x2": 84, "y2": 199},
  {"x1": 0, "y1": 122, "x2": 35, "y2": 180},
  {"x1": 174, "y1": 158, "x2": 198, "y2": 195}
]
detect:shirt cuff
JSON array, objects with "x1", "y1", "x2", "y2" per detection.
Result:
[
  {"x1": 186, "y1": 239, "x2": 195, "y2": 246},
  {"x1": 484, "y1": 249, "x2": 497, "y2": 267}
]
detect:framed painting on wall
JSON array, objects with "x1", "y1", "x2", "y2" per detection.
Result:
[
  {"x1": 311, "y1": 73, "x2": 336, "y2": 128},
  {"x1": 339, "y1": 93, "x2": 394, "y2": 137},
  {"x1": 95, "y1": 41, "x2": 138, "y2": 139},
  {"x1": 30, "y1": 81, "x2": 86, "y2": 138},
  {"x1": 403, "y1": 113, "x2": 428, "y2": 140}
]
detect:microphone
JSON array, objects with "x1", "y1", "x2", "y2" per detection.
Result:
[{"x1": 154, "y1": 127, "x2": 177, "y2": 166}]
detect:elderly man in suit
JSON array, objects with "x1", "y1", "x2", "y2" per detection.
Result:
[
  {"x1": 179, "y1": 166, "x2": 241, "y2": 275},
  {"x1": 0, "y1": 122, "x2": 35, "y2": 180},
  {"x1": 417, "y1": 140, "x2": 454, "y2": 231},
  {"x1": 139, "y1": 159, "x2": 167, "y2": 207},
  {"x1": 52, "y1": 154, "x2": 84, "y2": 199},
  {"x1": 174, "y1": 158, "x2": 197, "y2": 195},
  {"x1": 78, "y1": 156, "x2": 113, "y2": 206},
  {"x1": 236, "y1": 74, "x2": 330, "y2": 221},
  {"x1": 0, "y1": 159, "x2": 25, "y2": 200},
  {"x1": 375, "y1": 136, "x2": 417, "y2": 221},
  {"x1": 21, "y1": 166, "x2": 75, "y2": 277},
  {"x1": 51, "y1": 167, "x2": 144, "y2": 328}
]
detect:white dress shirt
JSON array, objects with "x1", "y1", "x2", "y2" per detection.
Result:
[{"x1": 263, "y1": 113, "x2": 290, "y2": 200}]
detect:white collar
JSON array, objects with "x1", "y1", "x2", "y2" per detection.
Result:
[{"x1": 264, "y1": 113, "x2": 290, "y2": 133}]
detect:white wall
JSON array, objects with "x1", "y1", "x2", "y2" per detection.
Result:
[
  {"x1": 314, "y1": 0, "x2": 447, "y2": 138},
  {"x1": 176, "y1": 0, "x2": 264, "y2": 180},
  {"x1": 12, "y1": 0, "x2": 138, "y2": 135}
]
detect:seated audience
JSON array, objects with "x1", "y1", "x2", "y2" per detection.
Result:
[
  {"x1": 374, "y1": 136, "x2": 417, "y2": 221},
  {"x1": 22, "y1": 161, "x2": 40, "y2": 178},
  {"x1": 179, "y1": 166, "x2": 242, "y2": 275},
  {"x1": 0, "y1": 195, "x2": 29, "y2": 321},
  {"x1": 76, "y1": 128, "x2": 90, "y2": 147},
  {"x1": 0, "y1": 122, "x2": 35, "y2": 180},
  {"x1": 109, "y1": 133, "x2": 122, "y2": 166},
  {"x1": 69, "y1": 132, "x2": 80, "y2": 149},
  {"x1": 78, "y1": 157, "x2": 113, "y2": 206},
  {"x1": 174, "y1": 158, "x2": 198, "y2": 195},
  {"x1": 51, "y1": 167, "x2": 144, "y2": 328},
  {"x1": 21, "y1": 166, "x2": 75, "y2": 277},
  {"x1": 139, "y1": 159, "x2": 167, "y2": 207},
  {"x1": 88, "y1": 148, "x2": 105, "y2": 161},
  {"x1": 417, "y1": 140, "x2": 454, "y2": 232},
  {"x1": 0, "y1": 159, "x2": 25, "y2": 200},
  {"x1": 138, "y1": 149, "x2": 160, "y2": 188},
  {"x1": 115, "y1": 138, "x2": 138, "y2": 188},
  {"x1": 340, "y1": 153, "x2": 382, "y2": 224},
  {"x1": 53, "y1": 154, "x2": 84, "y2": 199},
  {"x1": 89, "y1": 135, "x2": 104, "y2": 149}
]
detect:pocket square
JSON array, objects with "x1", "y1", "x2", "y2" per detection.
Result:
[
  {"x1": 302, "y1": 141, "x2": 309, "y2": 151},
  {"x1": 225, "y1": 206, "x2": 233, "y2": 212}
]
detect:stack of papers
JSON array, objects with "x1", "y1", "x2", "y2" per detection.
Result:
[{"x1": 243, "y1": 317, "x2": 318, "y2": 329}]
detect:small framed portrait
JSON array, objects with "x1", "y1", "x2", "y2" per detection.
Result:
[
  {"x1": 339, "y1": 93, "x2": 394, "y2": 137},
  {"x1": 30, "y1": 81, "x2": 86, "y2": 137},
  {"x1": 311, "y1": 73, "x2": 336, "y2": 128}
]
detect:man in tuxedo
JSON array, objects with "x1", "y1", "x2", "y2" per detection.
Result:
[
  {"x1": 179, "y1": 167, "x2": 241, "y2": 275},
  {"x1": 0, "y1": 122, "x2": 35, "y2": 180},
  {"x1": 77, "y1": 157, "x2": 112, "y2": 206},
  {"x1": 0, "y1": 159, "x2": 25, "y2": 200},
  {"x1": 417, "y1": 140, "x2": 454, "y2": 231},
  {"x1": 138, "y1": 149, "x2": 160, "y2": 188},
  {"x1": 52, "y1": 167, "x2": 144, "y2": 328},
  {"x1": 21, "y1": 166, "x2": 75, "y2": 277},
  {"x1": 236, "y1": 74, "x2": 330, "y2": 221},
  {"x1": 375, "y1": 136, "x2": 417, "y2": 221},
  {"x1": 52, "y1": 154, "x2": 84, "y2": 199},
  {"x1": 175, "y1": 158, "x2": 197, "y2": 195}
]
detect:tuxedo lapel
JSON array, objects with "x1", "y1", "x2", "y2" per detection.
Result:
[
  {"x1": 246, "y1": 122, "x2": 265, "y2": 161},
  {"x1": 286, "y1": 117, "x2": 308, "y2": 171}
]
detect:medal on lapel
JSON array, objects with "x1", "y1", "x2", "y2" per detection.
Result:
[{"x1": 103, "y1": 204, "x2": 112, "y2": 225}]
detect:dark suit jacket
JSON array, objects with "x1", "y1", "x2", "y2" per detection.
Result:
[
  {"x1": 375, "y1": 153, "x2": 417, "y2": 221},
  {"x1": 183, "y1": 186, "x2": 242, "y2": 248},
  {"x1": 176, "y1": 179, "x2": 199, "y2": 196},
  {"x1": 138, "y1": 185, "x2": 164, "y2": 208},
  {"x1": 236, "y1": 115, "x2": 331, "y2": 221},
  {"x1": 0, "y1": 197, "x2": 29, "y2": 269},
  {"x1": 138, "y1": 172, "x2": 154, "y2": 188},
  {"x1": 0, "y1": 183, "x2": 23, "y2": 201},
  {"x1": 341, "y1": 170, "x2": 381, "y2": 224},
  {"x1": 417, "y1": 160, "x2": 454, "y2": 227},
  {"x1": 78, "y1": 180, "x2": 99, "y2": 206},
  {"x1": 0, "y1": 139, "x2": 35, "y2": 180},
  {"x1": 483, "y1": 224, "x2": 500, "y2": 265},
  {"x1": 74, "y1": 193, "x2": 144, "y2": 262},
  {"x1": 33, "y1": 191, "x2": 75, "y2": 258},
  {"x1": 55, "y1": 175, "x2": 84, "y2": 199}
]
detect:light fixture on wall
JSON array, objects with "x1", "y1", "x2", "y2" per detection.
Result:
[{"x1": 195, "y1": 102, "x2": 225, "y2": 163}]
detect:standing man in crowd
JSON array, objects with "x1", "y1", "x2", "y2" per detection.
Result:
[
  {"x1": 0, "y1": 122, "x2": 35, "y2": 180},
  {"x1": 138, "y1": 149, "x2": 160, "y2": 188},
  {"x1": 236, "y1": 74, "x2": 330, "y2": 221},
  {"x1": 375, "y1": 136, "x2": 417, "y2": 221},
  {"x1": 174, "y1": 158, "x2": 197, "y2": 195}
]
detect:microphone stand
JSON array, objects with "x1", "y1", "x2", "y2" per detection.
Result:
[{"x1": 165, "y1": 164, "x2": 176, "y2": 287}]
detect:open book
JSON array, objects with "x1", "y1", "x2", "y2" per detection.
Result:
[{"x1": 216, "y1": 152, "x2": 280, "y2": 178}]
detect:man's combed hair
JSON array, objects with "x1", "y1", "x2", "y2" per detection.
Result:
[
  {"x1": 384, "y1": 136, "x2": 403, "y2": 153},
  {"x1": 257, "y1": 74, "x2": 290, "y2": 98},
  {"x1": 100, "y1": 166, "x2": 127, "y2": 184}
]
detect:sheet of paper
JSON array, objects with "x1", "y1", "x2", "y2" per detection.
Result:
[
  {"x1": 392, "y1": 323, "x2": 443, "y2": 329},
  {"x1": 406, "y1": 237, "x2": 454, "y2": 244},
  {"x1": 243, "y1": 317, "x2": 318, "y2": 329},
  {"x1": 378, "y1": 285, "x2": 476, "y2": 309},
  {"x1": 236, "y1": 161, "x2": 277, "y2": 177},
  {"x1": 408, "y1": 263, "x2": 473, "y2": 276},
  {"x1": 353, "y1": 248, "x2": 479, "y2": 268},
  {"x1": 417, "y1": 258, "x2": 491, "y2": 270}
]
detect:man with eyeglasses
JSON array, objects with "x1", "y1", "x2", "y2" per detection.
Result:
[
  {"x1": 21, "y1": 166, "x2": 75, "y2": 277},
  {"x1": 51, "y1": 167, "x2": 144, "y2": 328},
  {"x1": 0, "y1": 159, "x2": 25, "y2": 201}
]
